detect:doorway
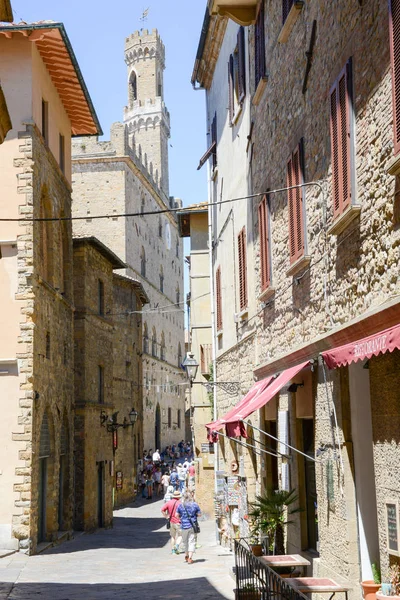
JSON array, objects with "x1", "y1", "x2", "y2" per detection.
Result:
[
  {"x1": 155, "y1": 404, "x2": 161, "y2": 450},
  {"x1": 302, "y1": 419, "x2": 319, "y2": 552},
  {"x1": 38, "y1": 458, "x2": 48, "y2": 542}
]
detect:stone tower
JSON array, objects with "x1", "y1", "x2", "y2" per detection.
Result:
[{"x1": 124, "y1": 29, "x2": 170, "y2": 199}]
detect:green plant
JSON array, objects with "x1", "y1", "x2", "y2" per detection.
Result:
[
  {"x1": 242, "y1": 583, "x2": 258, "y2": 591},
  {"x1": 372, "y1": 563, "x2": 381, "y2": 585},
  {"x1": 248, "y1": 488, "x2": 302, "y2": 555}
]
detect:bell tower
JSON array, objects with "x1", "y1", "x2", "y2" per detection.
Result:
[{"x1": 124, "y1": 29, "x2": 170, "y2": 199}]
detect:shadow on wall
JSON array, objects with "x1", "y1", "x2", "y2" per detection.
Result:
[{"x1": 0, "y1": 578, "x2": 231, "y2": 600}]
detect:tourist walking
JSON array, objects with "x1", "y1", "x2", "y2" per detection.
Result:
[
  {"x1": 154, "y1": 467, "x2": 162, "y2": 496},
  {"x1": 177, "y1": 464, "x2": 186, "y2": 493},
  {"x1": 146, "y1": 472, "x2": 153, "y2": 500},
  {"x1": 169, "y1": 467, "x2": 179, "y2": 490},
  {"x1": 161, "y1": 470, "x2": 170, "y2": 495},
  {"x1": 177, "y1": 491, "x2": 201, "y2": 564},
  {"x1": 161, "y1": 490, "x2": 182, "y2": 554}
]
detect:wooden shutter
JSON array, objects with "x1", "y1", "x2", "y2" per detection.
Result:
[
  {"x1": 211, "y1": 113, "x2": 217, "y2": 169},
  {"x1": 390, "y1": 0, "x2": 400, "y2": 154},
  {"x1": 228, "y1": 55, "x2": 234, "y2": 124},
  {"x1": 283, "y1": 0, "x2": 294, "y2": 24},
  {"x1": 287, "y1": 143, "x2": 305, "y2": 265},
  {"x1": 330, "y1": 61, "x2": 352, "y2": 219},
  {"x1": 216, "y1": 266, "x2": 222, "y2": 330},
  {"x1": 258, "y1": 195, "x2": 270, "y2": 291},
  {"x1": 238, "y1": 26, "x2": 246, "y2": 101},
  {"x1": 238, "y1": 227, "x2": 248, "y2": 310},
  {"x1": 255, "y1": 2, "x2": 266, "y2": 88}
]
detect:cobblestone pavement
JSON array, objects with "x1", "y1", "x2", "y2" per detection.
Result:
[{"x1": 0, "y1": 496, "x2": 235, "y2": 599}]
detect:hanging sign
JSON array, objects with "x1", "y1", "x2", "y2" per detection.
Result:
[{"x1": 386, "y1": 500, "x2": 400, "y2": 556}]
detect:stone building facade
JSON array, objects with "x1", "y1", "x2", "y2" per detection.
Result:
[
  {"x1": 0, "y1": 22, "x2": 101, "y2": 553},
  {"x1": 71, "y1": 29, "x2": 186, "y2": 454},
  {"x1": 192, "y1": 0, "x2": 400, "y2": 594}
]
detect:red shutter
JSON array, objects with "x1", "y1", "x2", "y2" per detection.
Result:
[
  {"x1": 238, "y1": 26, "x2": 246, "y2": 101},
  {"x1": 238, "y1": 227, "x2": 248, "y2": 310},
  {"x1": 228, "y1": 54, "x2": 234, "y2": 124},
  {"x1": 258, "y1": 195, "x2": 270, "y2": 291},
  {"x1": 390, "y1": 0, "x2": 400, "y2": 154},
  {"x1": 287, "y1": 144, "x2": 305, "y2": 265},
  {"x1": 216, "y1": 266, "x2": 222, "y2": 330},
  {"x1": 330, "y1": 62, "x2": 352, "y2": 219}
]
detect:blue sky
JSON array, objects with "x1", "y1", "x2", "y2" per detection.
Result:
[{"x1": 11, "y1": 0, "x2": 208, "y2": 208}]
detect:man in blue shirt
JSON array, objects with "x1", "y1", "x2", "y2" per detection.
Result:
[{"x1": 177, "y1": 492, "x2": 201, "y2": 564}]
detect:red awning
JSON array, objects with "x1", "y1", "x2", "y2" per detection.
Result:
[{"x1": 321, "y1": 323, "x2": 400, "y2": 369}]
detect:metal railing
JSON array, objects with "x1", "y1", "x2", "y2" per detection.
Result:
[{"x1": 234, "y1": 540, "x2": 309, "y2": 600}]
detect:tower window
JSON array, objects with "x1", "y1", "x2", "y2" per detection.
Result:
[
  {"x1": 129, "y1": 71, "x2": 138, "y2": 105},
  {"x1": 140, "y1": 247, "x2": 146, "y2": 277},
  {"x1": 157, "y1": 72, "x2": 162, "y2": 97}
]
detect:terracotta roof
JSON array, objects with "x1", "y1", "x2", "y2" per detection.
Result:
[
  {"x1": 0, "y1": 22, "x2": 102, "y2": 136},
  {"x1": 73, "y1": 236, "x2": 125, "y2": 269},
  {"x1": 0, "y1": 0, "x2": 13, "y2": 22},
  {"x1": 113, "y1": 273, "x2": 150, "y2": 305}
]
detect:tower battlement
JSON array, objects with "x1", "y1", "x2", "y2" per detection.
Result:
[{"x1": 125, "y1": 28, "x2": 165, "y2": 67}]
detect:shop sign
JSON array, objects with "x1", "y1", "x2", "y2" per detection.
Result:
[
  {"x1": 386, "y1": 500, "x2": 400, "y2": 556},
  {"x1": 201, "y1": 443, "x2": 214, "y2": 454}
]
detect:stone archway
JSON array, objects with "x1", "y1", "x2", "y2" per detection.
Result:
[{"x1": 155, "y1": 404, "x2": 161, "y2": 451}]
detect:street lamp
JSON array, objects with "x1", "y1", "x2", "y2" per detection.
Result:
[
  {"x1": 128, "y1": 407, "x2": 138, "y2": 425},
  {"x1": 182, "y1": 351, "x2": 199, "y2": 386},
  {"x1": 100, "y1": 408, "x2": 138, "y2": 432}
]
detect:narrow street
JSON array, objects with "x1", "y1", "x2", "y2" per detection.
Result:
[{"x1": 0, "y1": 498, "x2": 235, "y2": 600}]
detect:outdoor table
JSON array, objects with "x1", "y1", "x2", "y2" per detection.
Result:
[
  {"x1": 259, "y1": 554, "x2": 310, "y2": 570},
  {"x1": 285, "y1": 576, "x2": 350, "y2": 600}
]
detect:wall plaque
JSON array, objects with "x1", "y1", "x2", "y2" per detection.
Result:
[
  {"x1": 386, "y1": 500, "x2": 399, "y2": 556},
  {"x1": 201, "y1": 443, "x2": 214, "y2": 454}
]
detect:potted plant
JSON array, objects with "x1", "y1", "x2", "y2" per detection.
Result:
[
  {"x1": 248, "y1": 488, "x2": 302, "y2": 557},
  {"x1": 235, "y1": 583, "x2": 261, "y2": 600},
  {"x1": 377, "y1": 564, "x2": 400, "y2": 600},
  {"x1": 361, "y1": 563, "x2": 381, "y2": 600}
]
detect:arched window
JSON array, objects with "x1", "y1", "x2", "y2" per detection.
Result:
[
  {"x1": 168, "y1": 407, "x2": 172, "y2": 428},
  {"x1": 143, "y1": 322, "x2": 149, "y2": 354},
  {"x1": 176, "y1": 285, "x2": 180, "y2": 306},
  {"x1": 129, "y1": 71, "x2": 137, "y2": 105},
  {"x1": 158, "y1": 217, "x2": 162, "y2": 238},
  {"x1": 176, "y1": 236, "x2": 179, "y2": 259},
  {"x1": 159, "y1": 265, "x2": 164, "y2": 292},
  {"x1": 152, "y1": 327, "x2": 157, "y2": 357},
  {"x1": 178, "y1": 342, "x2": 182, "y2": 367},
  {"x1": 141, "y1": 195, "x2": 145, "y2": 214},
  {"x1": 140, "y1": 246, "x2": 146, "y2": 277},
  {"x1": 160, "y1": 332, "x2": 166, "y2": 361},
  {"x1": 157, "y1": 72, "x2": 162, "y2": 98}
]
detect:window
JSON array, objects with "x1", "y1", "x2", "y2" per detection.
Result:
[
  {"x1": 255, "y1": 2, "x2": 266, "y2": 89},
  {"x1": 129, "y1": 71, "x2": 137, "y2": 105},
  {"x1": 159, "y1": 265, "x2": 164, "y2": 292},
  {"x1": 259, "y1": 195, "x2": 271, "y2": 291},
  {"x1": 216, "y1": 266, "x2": 222, "y2": 330},
  {"x1": 211, "y1": 113, "x2": 217, "y2": 169},
  {"x1": 176, "y1": 285, "x2": 180, "y2": 306},
  {"x1": 39, "y1": 189, "x2": 54, "y2": 285},
  {"x1": 176, "y1": 237, "x2": 179, "y2": 258},
  {"x1": 228, "y1": 27, "x2": 246, "y2": 125},
  {"x1": 41, "y1": 99, "x2": 49, "y2": 145},
  {"x1": 158, "y1": 217, "x2": 162, "y2": 238},
  {"x1": 152, "y1": 328, "x2": 157, "y2": 357},
  {"x1": 238, "y1": 227, "x2": 248, "y2": 311},
  {"x1": 98, "y1": 365, "x2": 104, "y2": 404},
  {"x1": 160, "y1": 332, "x2": 166, "y2": 361},
  {"x1": 330, "y1": 60, "x2": 353, "y2": 219},
  {"x1": 143, "y1": 322, "x2": 149, "y2": 354},
  {"x1": 140, "y1": 246, "x2": 146, "y2": 277},
  {"x1": 168, "y1": 407, "x2": 172, "y2": 428},
  {"x1": 390, "y1": 1, "x2": 400, "y2": 154},
  {"x1": 59, "y1": 134, "x2": 65, "y2": 174},
  {"x1": 287, "y1": 141, "x2": 305, "y2": 265},
  {"x1": 45, "y1": 332, "x2": 51, "y2": 359},
  {"x1": 177, "y1": 409, "x2": 181, "y2": 429},
  {"x1": 98, "y1": 280, "x2": 104, "y2": 315},
  {"x1": 178, "y1": 343, "x2": 182, "y2": 367},
  {"x1": 200, "y1": 344, "x2": 212, "y2": 376},
  {"x1": 282, "y1": 0, "x2": 294, "y2": 24},
  {"x1": 157, "y1": 72, "x2": 162, "y2": 97},
  {"x1": 141, "y1": 195, "x2": 145, "y2": 214}
]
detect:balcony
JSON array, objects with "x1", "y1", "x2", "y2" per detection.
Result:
[{"x1": 210, "y1": 0, "x2": 258, "y2": 25}]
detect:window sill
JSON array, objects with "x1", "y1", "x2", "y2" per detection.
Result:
[
  {"x1": 327, "y1": 205, "x2": 361, "y2": 236},
  {"x1": 252, "y1": 76, "x2": 268, "y2": 106},
  {"x1": 286, "y1": 255, "x2": 311, "y2": 278},
  {"x1": 387, "y1": 152, "x2": 400, "y2": 175},
  {"x1": 235, "y1": 308, "x2": 248, "y2": 321},
  {"x1": 258, "y1": 287, "x2": 276, "y2": 303},
  {"x1": 278, "y1": 1, "x2": 304, "y2": 44}
]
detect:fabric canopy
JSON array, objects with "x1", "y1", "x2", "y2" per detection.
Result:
[
  {"x1": 206, "y1": 361, "x2": 310, "y2": 439},
  {"x1": 322, "y1": 323, "x2": 400, "y2": 369}
]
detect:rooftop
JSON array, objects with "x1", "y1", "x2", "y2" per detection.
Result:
[
  {"x1": 113, "y1": 273, "x2": 150, "y2": 305},
  {"x1": 0, "y1": 21, "x2": 102, "y2": 136},
  {"x1": 73, "y1": 236, "x2": 126, "y2": 269}
]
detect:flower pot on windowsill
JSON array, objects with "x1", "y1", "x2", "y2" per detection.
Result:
[
  {"x1": 250, "y1": 543, "x2": 263, "y2": 556},
  {"x1": 361, "y1": 580, "x2": 381, "y2": 600}
]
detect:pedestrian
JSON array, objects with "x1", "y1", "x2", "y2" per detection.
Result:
[
  {"x1": 146, "y1": 472, "x2": 153, "y2": 500},
  {"x1": 169, "y1": 467, "x2": 179, "y2": 490},
  {"x1": 152, "y1": 448, "x2": 161, "y2": 464},
  {"x1": 177, "y1": 464, "x2": 186, "y2": 493},
  {"x1": 188, "y1": 461, "x2": 196, "y2": 489},
  {"x1": 140, "y1": 470, "x2": 147, "y2": 498},
  {"x1": 161, "y1": 470, "x2": 170, "y2": 495},
  {"x1": 154, "y1": 467, "x2": 162, "y2": 495},
  {"x1": 163, "y1": 484, "x2": 174, "y2": 501},
  {"x1": 177, "y1": 491, "x2": 201, "y2": 564},
  {"x1": 161, "y1": 490, "x2": 183, "y2": 554}
]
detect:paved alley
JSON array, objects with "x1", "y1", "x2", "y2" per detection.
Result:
[{"x1": 0, "y1": 498, "x2": 235, "y2": 600}]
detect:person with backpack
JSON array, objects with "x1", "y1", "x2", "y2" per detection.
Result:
[
  {"x1": 161, "y1": 490, "x2": 182, "y2": 554},
  {"x1": 177, "y1": 491, "x2": 201, "y2": 564}
]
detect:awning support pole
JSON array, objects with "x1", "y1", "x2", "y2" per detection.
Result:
[
  {"x1": 215, "y1": 430, "x2": 280, "y2": 459},
  {"x1": 242, "y1": 419, "x2": 317, "y2": 463}
]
